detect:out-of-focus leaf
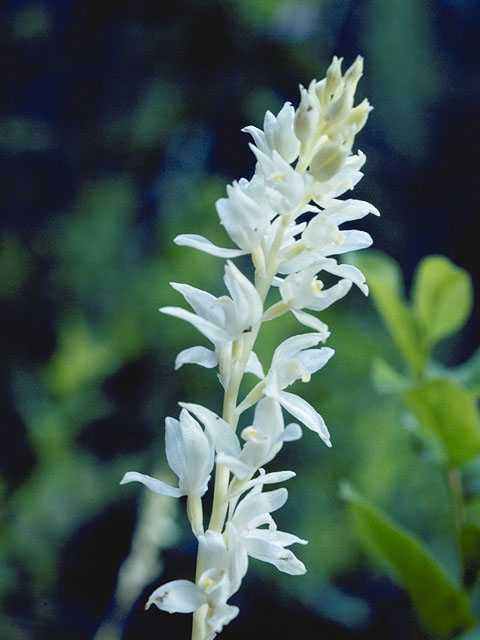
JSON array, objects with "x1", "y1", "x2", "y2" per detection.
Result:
[
  {"x1": 351, "y1": 251, "x2": 425, "y2": 376},
  {"x1": 412, "y1": 256, "x2": 473, "y2": 344},
  {"x1": 446, "y1": 348, "x2": 480, "y2": 397},
  {"x1": 372, "y1": 356, "x2": 411, "y2": 393},
  {"x1": 341, "y1": 484, "x2": 474, "y2": 639},
  {"x1": 45, "y1": 321, "x2": 121, "y2": 395},
  {"x1": 403, "y1": 379, "x2": 480, "y2": 467},
  {"x1": 460, "y1": 498, "x2": 480, "y2": 580}
]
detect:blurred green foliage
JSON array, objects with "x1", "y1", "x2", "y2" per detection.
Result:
[{"x1": 345, "y1": 252, "x2": 480, "y2": 638}]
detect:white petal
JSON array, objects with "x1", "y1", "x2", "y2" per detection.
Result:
[
  {"x1": 225, "y1": 522, "x2": 249, "y2": 594},
  {"x1": 272, "y1": 333, "x2": 323, "y2": 368},
  {"x1": 233, "y1": 487, "x2": 287, "y2": 530},
  {"x1": 119, "y1": 471, "x2": 183, "y2": 497},
  {"x1": 251, "y1": 527, "x2": 308, "y2": 547},
  {"x1": 165, "y1": 410, "x2": 214, "y2": 496},
  {"x1": 328, "y1": 230, "x2": 372, "y2": 255},
  {"x1": 170, "y1": 282, "x2": 224, "y2": 325},
  {"x1": 306, "y1": 279, "x2": 352, "y2": 311},
  {"x1": 283, "y1": 423, "x2": 303, "y2": 441},
  {"x1": 223, "y1": 261, "x2": 263, "y2": 336},
  {"x1": 278, "y1": 391, "x2": 331, "y2": 446},
  {"x1": 160, "y1": 306, "x2": 227, "y2": 345},
  {"x1": 216, "y1": 453, "x2": 253, "y2": 480},
  {"x1": 245, "y1": 351, "x2": 264, "y2": 378},
  {"x1": 174, "y1": 233, "x2": 247, "y2": 258},
  {"x1": 179, "y1": 403, "x2": 241, "y2": 457},
  {"x1": 321, "y1": 258, "x2": 368, "y2": 294},
  {"x1": 207, "y1": 604, "x2": 240, "y2": 633},
  {"x1": 230, "y1": 471, "x2": 296, "y2": 498},
  {"x1": 291, "y1": 309, "x2": 331, "y2": 338},
  {"x1": 243, "y1": 536, "x2": 306, "y2": 575},
  {"x1": 199, "y1": 530, "x2": 228, "y2": 573},
  {"x1": 145, "y1": 580, "x2": 205, "y2": 613},
  {"x1": 175, "y1": 346, "x2": 218, "y2": 370},
  {"x1": 296, "y1": 346, "x2": 335, "y2": 377},
  {"x1": 242, "y1": 124, "x2": 269, "y2": 155}
]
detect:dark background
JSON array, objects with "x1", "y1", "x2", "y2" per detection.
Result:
[{"x1": 1, "y1": 1, "x2": 479, "y2": 638}]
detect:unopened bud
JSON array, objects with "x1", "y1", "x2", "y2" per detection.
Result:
[
  {"x1": 309, "y1": 144, "x2": 348, "y2": 181},
  {"x1": 294, "y1": 81, "x2": 320, "y2": 145},
  {"x1": 325, "y1": 56, "x2": 343, "y2": 97},
  {"x1": 344, "y1": 55, "x2": 363, "y2": 92},
  {"x1": 326, "y1": 88, "x2": 353, "y2": 126},
  {"x1": 346, "y1": 98, "x2": 372, "y2": 133}
]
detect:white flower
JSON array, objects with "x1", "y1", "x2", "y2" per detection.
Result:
[
  {"x1": 160, "y1": 261, "x2": 263, "y2": 370},
  {"x1": 250, "y1": 147, "x2": 312, "y2": 216},
  {"x1": 242, "y1": 102, "x2": 300, "y2": 163},
  {"x1": 263, "y1": 333, "x2": 334, "y2": 445},
  {"x1": 230, "y1": 486, "x2": 307, "y2": 575},
  {"x1": 145, "y1": 530, "x2": 247, "y2": 635},
  {"x1": 120, "y1": 408, "x2": 214, "y2": 498},
  {"x1": 216, "y1": 180, "x2": 271, "y2": 253},
  {"x1": 279, "y1": 266, "x2": 353, "y2": 312},
  {"x1": 216, "y1": 397, "x2": 301, "y2": 480}
]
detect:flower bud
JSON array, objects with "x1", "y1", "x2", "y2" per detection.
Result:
[
  {"x1": 294, "y1": 81, "x2": 320, "y2": 146},
  {"x1": 344, "y1": 55, "x2": 363, "y2": 91},
  {"x1": 309, "y1": 144, "x2": 348, "y2": 182},
  {"x1": 346, "y1": 98, "x2": 372, "y2": 134},
  {"x1": 324, "y1": 55, "x2": 343, "y2": 97}
]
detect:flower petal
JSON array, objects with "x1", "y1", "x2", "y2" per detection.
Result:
[
  {"x1": 291, "y1": 309, "x2": 330, "y2": 338},
  {"x1": 245, "y1": 351, "x2": 264, "y2": 378},
  {"x1": 174, "y1": 233, "x2": 247, "y2": 258},
  {"x1": 165, "y1": 410, "x2": 214, "y2": 496},
  {"x1": 272, "y1": 333, "x2": 324, "y2": 368},
  {"x1": 145, "y1": 579, "x2": 205, "y2": 613},
  {"x1": 119, "y1": 471, "x2": 183, "y2": 497},
  {"x1": 175, "y1": 346, "x2": 218, "y2": 370},
  {"x1": 233, "y1": 487, "x2": 288, "y2": 530},
  {"x1": 283, "y1": 423, "x2": 303, "y2": 442},
  {"x1": 278, "y1": 391, "x2": 331, "y2": 446},
  {"x1": 243, "y1": 536, "x2": 307, "y2": 575},
  {"x1": 207, "y1": 604, "x2": 240, "y2": 633},
  {"x1": 160, "y1": 306, "x2": 228, "y2": 345},
  {"x1": 179, "y1": 403, "x2": 241, "y2": 457}
]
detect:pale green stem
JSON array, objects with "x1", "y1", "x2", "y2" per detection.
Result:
[
  {"x1": 187, "y1": 494, "x2": 204, "y2": 537},
  {"x1": 191, "y1": 605, "x2": 208, "y2": 640}
]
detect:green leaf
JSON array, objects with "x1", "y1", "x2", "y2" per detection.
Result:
[
  {"x1": 351, "y1": 251, "x2": 425, "y2": 376},
  {"x1": 341, "y1": 484, "x2": 474, "y2": 639},
  {"x1": 412, "y1": 256, "x2": 473, "y2": 343},
  {"x1": 403, "y1": 379, "x2": 480, "y2": 467}
]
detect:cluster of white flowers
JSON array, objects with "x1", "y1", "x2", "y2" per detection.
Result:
[{"x1": 121, "y1": 56, "x2": 378, "y2": 639}]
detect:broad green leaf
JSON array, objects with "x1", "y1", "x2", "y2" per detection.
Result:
[
  {"x1": 403, "y1": 379, "x2": 480, "y2": 467},
  {"x1": 341, "y1": 484, "x2": 474, "y2": 639},
  {"x1": 412, "y1": 256, "x2": 473, "y2": 343},
  {"x1": 351, "y1": 251, "x2": 425, "y2": 376}
]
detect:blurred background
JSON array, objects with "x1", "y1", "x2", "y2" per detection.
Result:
[{"x1": 1, "y1": 0, "x2": 480, "y2": 638}]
